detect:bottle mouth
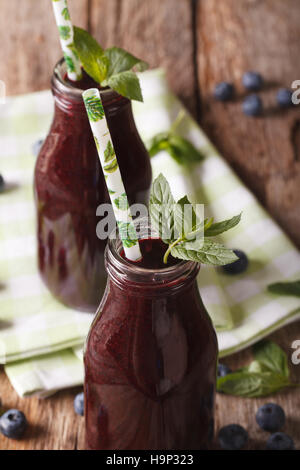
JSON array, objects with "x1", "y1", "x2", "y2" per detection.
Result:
[
  {"x1": 106, "y1": 218, "x2": 199, "y2": 291},
  {"x1": 52, "y1": 57, "x2": 124, "y2": 104}
]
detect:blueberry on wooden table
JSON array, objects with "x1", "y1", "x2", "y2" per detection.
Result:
[
  {"x1": 242, "y1": 94, "x2": 263, "y2": 116},
  {"x1": 277, "y1": 88, "x2": 293, "y2": 108},
  {"x1": 214, "y1": 82, "x2": 235, "y2": 101},
  {"x1": 256, "y1": 403, "x2": 285, "y2": 432},
  {"x1": 242, "y1": 71, "x2": 263, "y2": 91},
  {"x1": 0, "y1": 409, "x2": 27, "y2": 439},
  {"x1": 266, "y1": 432, "x2": 294, "y2": 450},
  {"x1": 0, "y1": 174, "x2": 5, "y2": 192},
  {"x1": 32, "y1": 139, "x2": 44, "y2": 156},
  {"x1": 222, "y1": 249, "x2": 249, "y2": 275},
  {"x1": 74, "y1": 392, "x2": 84, "y2": 416},
  {"x1": 218, "y1": 424, "x2": 248, "y2": 450},
  {"x1": 217, "y1": 363, "x2": 232, "y2": 378}
]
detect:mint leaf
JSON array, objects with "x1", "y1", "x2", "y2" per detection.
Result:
[
  {"x1": 147, "y1": 133, "x2": 204, "y2": 166},
  {"x1": 149, "y1": 173, "x2": 175, "y2": 243},
  {"x1": 107, "y1": 71, "x2": 143, "y2": 102},
  {"x1": 168, "y1": 135, "x2": 204, "y2": 165},
  {"x1": 253, "y1": 341, "x2": 289, "y2": 378},
  {"x1": 74, "y1": 26, "x2": 107, "y2": 83},
  {"x1": 103, "y1": 158, "x2": 118, "y2": 173},
  {"x1": 268, "y1": 280, "x2": 300, "y2": 297},
  {"x1": 205, "y1": 213, "x2": 241, "y2": 237},
  {"x1": 147, "y1": 132, "x2": 170, "y2": 157},
  {"x1": 217, "y1": 371, "x2": 292, "y2": 398},
  {"x1": 171, "y1": 238, "x2": 238, "y2": 266},
  {"x1": 104, "y1": 47, "x2": 148, "y2": 77}
]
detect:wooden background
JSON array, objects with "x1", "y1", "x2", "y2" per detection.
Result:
[{"x1": 0, "y1": 0, "x2": 300, "y2": 450}]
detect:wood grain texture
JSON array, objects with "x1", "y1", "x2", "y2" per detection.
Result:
[
  {"x1": 0, "y1": 322, "x2": 299, "y2": 450},
  {"x1": 196, "y1": 0, "x2": 300, "y2": 247},
  {"x1": 0, "y1": 0, "x2": 88, "y2": 95},
  {"x1": 90, "y1": 0, "x2": 197, "y2": 113}
]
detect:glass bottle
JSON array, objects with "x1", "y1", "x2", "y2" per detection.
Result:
[
  {"x1": 84, "y1": 221, "x2": 218, "y2": 449},
  {"x1": 34, "y1": 58, "x2": 152, "y2": 312}
]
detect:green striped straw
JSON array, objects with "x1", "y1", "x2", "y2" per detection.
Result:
[
  {"x1": 82, "y1": 88, "x2": 142, "y2": 262},
  {"x1": 51, "y1": 0, "x2": 82, "y2": 81}
]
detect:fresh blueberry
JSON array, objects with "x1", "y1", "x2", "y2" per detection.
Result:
[
  {"x1": 218, "y1": 363, "x2": 232, "y2": 378},
  {"x1": 266, "y1": 432, "x2": 294, "y2": 450},
  {"x1": 74, "y1": 392, "x2": 84, "y2": 416},
  {"x1": 242, "y1": 71, "x2": 263, "y2": 91},
  {"x1": 277, "y1": 88, "x2": 293, "y2": 108},
  {"x1": 0, "y1": 409, "x2": 27, "y2": 439},
  {"x1": 0, "y1": 174, "x2": 4, "y2": 193},
  {"x1": 242, "y1": 94, "x2": 263, "y2": 116},
  {"x1": 32, "y1": 139, "x2": 44, "y2": 156},
  {"x1": 214, "y1": 82, "x2": 234, "y2": 101},
  {"x1": 218, "y1": 424, "x2": 248, "y2": 450},
  {"x1": 256, "y1": 403, "x2": 285, "y2": 432},
  {"x1": 222, "y1": 249, "x2": 249, "y2": 275}
]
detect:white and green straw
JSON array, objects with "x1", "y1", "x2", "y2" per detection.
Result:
[
  {"x1": 51, "y1": 0, "x2": 82, "y2": 81},
  {"x1": 82, "y1": 88, "x2": 142, "y2": 262}
]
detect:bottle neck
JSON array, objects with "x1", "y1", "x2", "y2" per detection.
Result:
[
  {"x1": 105, "y1": 231, "x2": 200, "y2": 297},
  {"x1": 51, "y1": 57, "x2": 132, "y2": 120}
]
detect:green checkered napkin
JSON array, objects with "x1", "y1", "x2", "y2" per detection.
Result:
[{"x1": 2, "y1": 69, "x2": 300, "y2": 397}]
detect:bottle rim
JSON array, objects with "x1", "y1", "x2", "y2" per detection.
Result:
[
  {"x1": 105, "y1": 217, "x2": 199, "y2": 291},
  {"x1": 52, "y1": 57, "x2": 125, "y2": 104}
]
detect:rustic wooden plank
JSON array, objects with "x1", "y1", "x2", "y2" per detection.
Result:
[
  {"x1": 0, "y1": 322, "x2": 299, "y2": 449},
  {"x1": 0, "y1": 0, "x2": 88, "y2": 96},
  {"x1": 89, "y1": 0, "x2": 197, "y2": 114},
  {"x1": 196, "y1": 0, "x2": 300, "y2": 247}
]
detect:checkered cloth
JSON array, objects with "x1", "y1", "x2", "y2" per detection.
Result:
[{"x1": 2, "y1": 69, "x2": 300, "y2": 397}]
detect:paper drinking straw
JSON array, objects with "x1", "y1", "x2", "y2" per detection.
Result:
[
  {"x1": 51, "y1": 0, "x2": 82, "y2": 81},
  {"x1": 82, "y1": 88, "x2": 142, "y2": 262}
]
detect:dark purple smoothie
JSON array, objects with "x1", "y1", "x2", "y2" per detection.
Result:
[
  {"x1": 34, "y1": 61, "x2": 152, "y2": 312},
  {"x1": 84, "y1": 237, "x2": 218, "y2": 449}
]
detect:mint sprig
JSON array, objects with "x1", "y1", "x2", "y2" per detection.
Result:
[
  {"x1": 267, "y1": 280, "x2": 300, "y2": 297},
  {"x1": 147, "y1": 111, "x2": 204, "y2": 166},
  {"x1": 217, "y1": 341, "x2": 298, "y2": 397},
  {"x1": 149, "y1": 174, "x2": 241, "y2": 265},
  {"x1": 73, "y1": 27, "x2": 147, "y2": 102}
]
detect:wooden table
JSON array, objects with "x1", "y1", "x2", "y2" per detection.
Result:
[
  {"x1": 0, "y1": 0, "x2": 299, "y2": 450},
  {"x1": 0, "y1": 322, "x2": 299, "y2": 450}
]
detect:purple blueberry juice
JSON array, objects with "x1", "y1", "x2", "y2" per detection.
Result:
[{"x1": 84, "y1": 226, "x2": 218, "y2": 449}]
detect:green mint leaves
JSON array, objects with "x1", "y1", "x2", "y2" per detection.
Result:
[
  {"x1": 217, "y1": 341, "x2": 298, "y2": 397},
  {"x1": 149, "y1": 174, "x2": 241, "y2": 265},
  {"x1": 147, "y1": 112, "x2": 204, "y2": 166},
  {"x1": 73, "y1": 27, "x2": 147, "y2": 101},
  {"x1": 267, "y1": 280, "x2": 300, "y2": 297}
]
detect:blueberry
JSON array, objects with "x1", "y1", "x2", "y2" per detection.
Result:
[
  {"x1": 266, "y1": 432, "x2": 294, "y2": 450},
  {"x1": 214, "y1": 82, "x2": 234, "y2": 101},
  {"x1": 256, "y1": 403, "x2": 285, "y2": 432},
  {"x1": 74, "y1": 392, "x2": 84, "y2": 416},
  {"x1": 0, "y1": 409, "x2": 27, "y2": 439},
  {"x1": 242, "y1": 71, "x2": 263, "y2": 91},
  {"x1": 242, "y1": 94, "x2": 263, "y2": 116},
  {"x1": 0, "y1": 174, "x2": 4, "y2": 193},
  {"x1": 217, "y1": 363, "x2": 232, "y2": 378},
  {"x1": 32, "y1": 139, "x2": 44, "y2": 156},
  {"x1": 277, "y1": 88, "x2": 293, "y2": 108},
  {"x1": 218, "y1": 424, "x2": 248, "y2": 450},
  {"x1": 222, "y1": 249, "x2": 249, "y2": 275}
]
